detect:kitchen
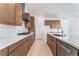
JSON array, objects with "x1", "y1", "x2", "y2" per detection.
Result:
[{"x1": 0, "y1": 3, "x2": 79, "y2": 56}]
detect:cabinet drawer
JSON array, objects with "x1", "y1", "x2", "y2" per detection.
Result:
[
  {"x1": 57, "y1": 40, "x2": 78, "y2": 56},
  {"x1": 8, "y1": 40, "x2": 22, "y2": 53}
]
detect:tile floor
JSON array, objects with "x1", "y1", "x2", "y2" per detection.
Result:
[{"x1": 27, "y1": 39, "x2": 53, "y2": 56}]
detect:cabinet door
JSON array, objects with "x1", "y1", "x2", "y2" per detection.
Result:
[
  {"x1": 57, "y1": 40, "x2": 78, "y2": 56},
  {"x1": 28, "y1": 35, "x2": 34, "y2": 46},
  {"x1": 0, "y1": 3, "x2": 23, "y2": 25},
  {"x1": 7, "y1": 4, "x2": 16, "y2": 25},
  {"x1": 9, "y1": 44, "x2": 22, "y2": 56},
  {"x1": 47, "y1": 34, "x2": 52, "y2": 49},
  {"x1": 51, "y1": 20, "x2": 60, "y2": 28},
  {"x1": 47, "y1": 34, "x2": 56, "y2": 56},
  {"x1": 0, "y1": 47, "x2": 8, "y2": 56},
  {"x1": 9, "y1": 40, "x2": 22, "y2": 53},
  {"x1": 50, "y1": 36, "x2": 56, "y2": 56},
  {"x1": 0, "y1": 4, "x2": 15, "y2": 25},
  {"x1": 28, "y1": 16, "x2": 35, "y2": 32},
  {"x1": 22, "y1": 36, "x2": 32, "y2": 56},
  {"x1": 15, "y1": 4, "x2": 22, "y2": 25},
  {"x1": 22, "y1": 38, "x2": 29, "y2": 56},
  {"x1": 22, "y1": 34, "x2": 35, "y2": 56}
]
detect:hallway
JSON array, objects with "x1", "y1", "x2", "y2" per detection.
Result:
[{"x1": 27, "y1": 39, "x2": 53, "y2": 56}]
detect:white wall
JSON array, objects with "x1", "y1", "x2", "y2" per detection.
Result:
[
  {"x1": 70, "y1": 16, "x2": 79, "y2": 36},
  {"x1": 35, "y1": 15, "x2": 45, "y2": 39},
  {"x1": 61, "y1": 18, "x2": 71, "y2": 39}
]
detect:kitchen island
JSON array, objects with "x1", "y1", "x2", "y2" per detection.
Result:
[
  {"x1": 47, "y1": 33, "x2": 79, "y2": 56},
  {"x1": 0, "y1": 32, "x2": 35, "y2": 56}
]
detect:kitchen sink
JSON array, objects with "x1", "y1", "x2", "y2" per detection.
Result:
[{"x1": 53, "y1": 34, "x2": 66, "y2": 37}]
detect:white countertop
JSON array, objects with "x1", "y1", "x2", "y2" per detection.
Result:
[
  {"x1": 0, "y1": 32, "x2": 34, "y2": 50},
  {"x1": 48, "y1": 33, "x2": 79, "y2": 50}
]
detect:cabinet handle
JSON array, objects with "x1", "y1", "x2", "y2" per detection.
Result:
[
  {"x1": 9, "y1": 54, "x2": 16, "y2": 56},
  {"x1": 57, "y1": 42, "x2": 71, "y2": 53}
]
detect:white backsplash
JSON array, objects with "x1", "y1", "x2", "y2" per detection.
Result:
[
  {"x1": 0, "y1": 24, "x2": 28, "y2": 38},
  {"x1": 50, "y1": 28, "x2": 63, "y2": 33}
]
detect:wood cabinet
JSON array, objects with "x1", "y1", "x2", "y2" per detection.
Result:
[
  {"x1": 47, "y1": 34, "x2": 79, "y2": 56},
  {"x1": 0, "y1": 4, "x2": 15, "y2": 25},
  {"x1": 8, "y1": 40, "x2": 23, "y2": 56},
  {"x1": 9, "y1": 34, "x2": 35, "y2": 56},
  {"x1": 0, "y1": 34, "x2": 35, "y2": 56},
  {"x1": 9, "y1": 44, "x2": 23, "y2": 56},
  {"x1": 45, "y1": 20, "x2": 60, "y2": 28},
  {"x1": 45, "y1": 20, "x2": 52, "y2": 27},
  {"x1": 0, "y1": 47, "x2": 8, "y2": 56},
  {"x1": 15, "y1": 4, "x2": 23, "y2": 25},
  {"x1": 22, "y1": 37, "x2": 31, "y2": 56},
  {"x1": 23, "y1": 13, "x2": 35, "y2": 32},
  {"x1": 8, "y1": 40, "x2": 22, "y2": 53},
  {"x1": 22, "y1": 40, "x2": 29, "y2": 56},
  {"x1": 22, "y1": 34, "x2": 35, "y2": 56},
  {"x1": 47, "y1": 34, "x2": 56, "y2": 56},
  {"x1": 24, "y1": 13, "x2": 30, "y2": 27},
  {"x1": 0, "y1": 3, "x2": 24, "y2": 25},
  {"x1": 51, "y1": 20, "x2": 60, "y2": 28},
  {"x1": 28, "y1": 16, "x2": 35, "y2": 32},
  {"x1": 56, "y1": 40, "x2": 78, "y2": 56}
]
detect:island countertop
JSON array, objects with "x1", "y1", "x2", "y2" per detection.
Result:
[
  {"x1": 48, "y1": 33, "x2": 79, "y2": 50},
  {"x1": 0, "y1": 32, "x2": 34, "y2": 50}
]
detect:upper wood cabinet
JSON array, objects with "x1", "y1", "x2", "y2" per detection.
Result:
[
  {"x1": 45, "y1": 20, "x2": 61, "y2": 28},
  {"x1": 51, "y1": 20, "x2": 60, "y2": 28},
  {"x1": 24, "y1": 13, "x2": 31, "y2": 27},
  {"x1": 0, "y1": 3, "x2": 24, "y2": 25},
  {"x1": 15, "y1": 4, "x2": 23, "y2": 25},
  {"x1": 28, "y1": 16, "x2": 35, "y2": 32},
  {"x1": 24, "y1": 13, "x2": 35, "y2": 32}
]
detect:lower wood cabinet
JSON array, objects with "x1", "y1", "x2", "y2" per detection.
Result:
[
  {"x1": 22, "y1": 34, "x2": 35, "y2": 56},
  {"x1": 22, "y1": 37, "x2": 31, "y2": 56},
  {"x1": 47, "y1": 34, "x2": 56, "y2": 56},
  {"x1": 0, "y1": 47, "x2": 8, "y2": 56},
  {"x1": 0, "y1": 34, "x2": 35, "y2": 56},
  {"x1": 47, "y1": 34, "x2": 79, "y2": 56},
  {"x1": 9, "y1": 44, "x2": 23, "y2": 56},
  {"x1": 56, "y1": 40, "x2": 78, "y2": 56}
]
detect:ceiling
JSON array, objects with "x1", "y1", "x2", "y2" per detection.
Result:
[{"x1": 25, "y1": 3, "x2": 79, "y2": 18}]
